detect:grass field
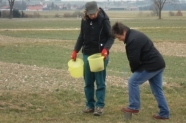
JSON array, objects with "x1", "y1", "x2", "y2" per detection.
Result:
[{"x1": 0, "y1": 11, "x2": 186, "y2": 123}]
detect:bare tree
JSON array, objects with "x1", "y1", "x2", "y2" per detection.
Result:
[
  {"x1": 8, "y1": 0, "x2": 15, "y2": 19},
  {"x1": 153, "y1": 0, "x2": 175, "y2": 19},
  {"x1": 153, "y1": 0, "x2": 168, "y2": 19}
]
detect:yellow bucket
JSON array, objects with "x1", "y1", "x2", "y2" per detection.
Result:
[
  {"x1": 88, "y1": 53, "x2": 104, "y2": 72},
  {"x1": 68, "y1": 58, "x2": 84, "y2": 78}
]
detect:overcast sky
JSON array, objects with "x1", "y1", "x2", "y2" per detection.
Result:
[
  {"x1": 44, "y1": 0, "x2": 186, "y2": 2},
  {"x1": 63, "y1": 0, "x2": 143, "y2": 1},
  {"x1": 62, "y1": 0, "x2": 186, "y2": 1},
  {"x1": 60, "y1": 0, "x2": 186, "y2": 1}
]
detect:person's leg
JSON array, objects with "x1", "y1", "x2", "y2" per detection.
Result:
[
  {"x1": 93, "y1": 56, "x2": 109, "y2": 116},
  {"x1": 127, "y1": 69, "x2": 163, "y2": 110},
  {"x1": 95, "y1": 56, "x2": 109, "y2": 108},
  {"x1": 83, "y1": 54, "x2": 95, "y2": 109},
  {"x1": 149, "y1": 69, "x2": 170, "y2": 118}
]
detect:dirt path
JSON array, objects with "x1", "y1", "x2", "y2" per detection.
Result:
[
  {"x1": 0, "y1": 28, "x2": 80, "y2": 31},
  {"x1": 0, "y1": 27, "x2": 185, "y2": 31},
  {"x1": 0, "y1": 61, "x2": 127, "y2": 93},
  {"x1": 111, "y1": 42, "x2": 186, "y2": 57},
  {"x1": 1, "y1": 34, "x2": 186, "y2": 57}
]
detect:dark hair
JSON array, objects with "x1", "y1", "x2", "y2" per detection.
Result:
[{"x1": 111, "y1": 22, "x2": 129, "y2": 37}]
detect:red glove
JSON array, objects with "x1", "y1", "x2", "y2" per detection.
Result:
[
  {"x1": 101, "y1": 48, "x2": 108, "y2": 60},
  {"x1": 71, "y1": 50, "x2": 77, "y2": 61}
]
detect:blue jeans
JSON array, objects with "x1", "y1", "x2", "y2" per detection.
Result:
[
  {"x1": 83, "y1": 54, "x2": 109, "y2": 109},
  {"x1": 128, "y1": 68, "x2": 170, "y2": 118}
]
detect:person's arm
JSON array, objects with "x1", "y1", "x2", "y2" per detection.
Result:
[
  {"x1": 127, "y1": 39, "x2": 141, "y2": 72},
  {"x1": 102, "y1": 19, "x2": 114, "y2": 51},
  {"x1": 74, "y1": 19, "x2": 84, "y2": 53},
  {"x1": 71, "y1": 19, "x2": 84, "y2": 61}
]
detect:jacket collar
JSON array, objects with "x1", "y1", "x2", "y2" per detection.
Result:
[{"x1": 124, "y1": 28, "x2": 131, "y2": 44}]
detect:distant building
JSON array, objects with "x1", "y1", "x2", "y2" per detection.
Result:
[
  {"x1": 127, "y1": 6, "x2": 139, "y2": 11},
  {"x1": 26, "y1": 5, "x2": 43, "y2": 11},
  {"x1": 0, "y1": 6, "x2": 9, "y2": 11},
  {"x1": 1, "y1": 0, "x2": 186, "y2": 12}
]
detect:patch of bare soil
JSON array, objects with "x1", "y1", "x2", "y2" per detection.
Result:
[
  {"x1": 1, "y1": 35, "x2": 185, "y2": 57},
  {"x1": 0, "y1": 62, "x2": 127, "y2": 93},
  {"x1": 0, "y1": 35, "x2": 185, "y2": 92},
  {"x1": 0, "y1": 61, "x2": 73, "y2": 93},
  {"x1": 154, "y1": 42, "x2": 186, "y2": 57},
  {"x1": 0, "y1": 35, "x2": 72, "y2": 44},
  {"x1": 111, "y1": 42, "x2": 186, "y2": 57},
  {"x1": 0, "y1": 28, "x2": 80, "y2": 31}
]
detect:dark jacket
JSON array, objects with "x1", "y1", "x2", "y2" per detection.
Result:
[
  {"x1": 124, "y1": 29, "x2": 165, "y2": 73},
  {"x1": 74, "y1": 8, "x2": 114, "y2": 55}
]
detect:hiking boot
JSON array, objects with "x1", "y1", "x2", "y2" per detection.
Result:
[
  {"x1": 153, "y1": 115, "x2": 169, "y2": 120},
  {"x1": 121, "y1": 107, "x2": 139, "y2": 114},
  {"x1": 93, "y1": 107, "x2": 104, "y2": 116},
  {"x1": 82, "y1": 107, "x2": 94, "y2": 113}
]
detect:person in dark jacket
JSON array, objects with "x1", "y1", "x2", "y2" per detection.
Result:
[
  {"x1": 111, "y1": 22, "x2": 170, "y2": 120},
  {"x1": 71, "y1": 1, "x2": 114, "y2": 116}
]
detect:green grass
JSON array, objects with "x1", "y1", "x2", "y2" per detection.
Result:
[
  {"x1": 0, "y1": 30, "x2": 80, "y2": 40},
  {"x1": 1, "y1": 18, "x2": 186, "y2": 41},
  {"x1": 0, "y1": 12, "x2": 186, "y2": 122},
  {"x1": 0, "y1": 42, "x2": 71, "y2": 69},
  {"x1": 0, "y1": 40, "x2": 186, "y2": 122},
  {"x1": 1, "y1": 27, "x2": 186, "y2": 41},
  {"x1": 0, "y1": 85, "x2": 185, "y2": 123},
  {"x1": 0, "y1": 18, "x2": 82, "y2": 29}
]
